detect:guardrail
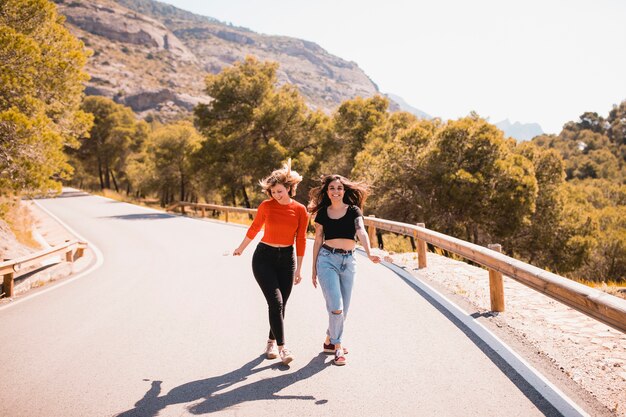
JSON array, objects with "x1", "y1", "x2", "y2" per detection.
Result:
[
  {"x1": 0, "y1": 240, "x2": 87, "y2": 298},
  {"x1": 166, "y1": 202, "x2": 256, "y2": 221},
  {"x1": 168, "y1": 201, "x2": 626, "y2": 333}
]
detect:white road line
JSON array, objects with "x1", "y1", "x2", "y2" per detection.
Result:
[
  {"x1": 0, "y1": 199, "x2": 105, "y2": 311},
  {"x1": 379, "y1": 258, "x2": 590, "y2": 417}
]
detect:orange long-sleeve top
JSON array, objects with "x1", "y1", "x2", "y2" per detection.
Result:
[{"x1": 245, "y1": 198, "x2": 309, "y2": 256}]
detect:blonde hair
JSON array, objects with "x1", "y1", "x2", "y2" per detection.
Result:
[{"x1": 259, "y1": 158, "x2": 303, "y2": 197}]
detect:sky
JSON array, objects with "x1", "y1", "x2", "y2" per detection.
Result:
[{"x1": 159, "y1": 0, "x2": 626, "y2": 134}]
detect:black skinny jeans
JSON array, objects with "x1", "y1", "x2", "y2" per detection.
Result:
[{"x1": 251, "y1": 242, "x2": 295, "y2": 346}]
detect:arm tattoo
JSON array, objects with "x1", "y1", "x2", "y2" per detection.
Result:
[{"x1": 355, "y1": 217, "x2": 364, "y2": 231}]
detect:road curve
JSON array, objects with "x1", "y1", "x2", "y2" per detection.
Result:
[{"x1": 0, "y1": 190, "x2": 582, "y2": 416}]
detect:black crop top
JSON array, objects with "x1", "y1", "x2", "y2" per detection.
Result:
[{"x1": 314, "y1": 205, "x2": 363, "y2": 240}]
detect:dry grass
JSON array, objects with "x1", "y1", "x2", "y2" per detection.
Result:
[
  {"x1": 94, "y1": 189, "x2": 136, "y2": 204},
  {"x1": 30, "y1": 279, "x2": 46, "y2": 289},
  {"x1": 580, "y1": 280, "x2": 626, "y2": 300},
  {"x1": 0, "y1": 196, "x2": 41, "y2": 249},
  {"x1": 378, "y1": 232, "x2": 414, "y2": 253},
  {"x1": 212, "y1": 211, "x2": 254, "y2": 226}
]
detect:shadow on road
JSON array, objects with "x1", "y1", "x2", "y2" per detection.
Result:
[
  {"x1": 100, "y1": 213, "x2": 175, "y2": 221},
  {"x1": 116, "y1": 353, "x2": 330, "y2": 416}
]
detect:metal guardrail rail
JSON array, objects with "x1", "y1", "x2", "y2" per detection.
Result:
[
  {"x1": 362, "y1": 216, "x2": 626, "y2": 334},
  {"x1": 169, "y1": 201, "x2": 626, "y2": 333}
]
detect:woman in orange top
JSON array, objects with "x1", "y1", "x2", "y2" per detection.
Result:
[{"x1": 233, "y1": 160, "x2": 308, "y2": 365}]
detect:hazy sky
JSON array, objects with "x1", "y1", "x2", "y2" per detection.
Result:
[{"x1": 159, "y1": 0, "x2": 626, "y2": 134}]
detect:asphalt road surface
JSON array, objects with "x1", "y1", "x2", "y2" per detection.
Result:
[{"x1": 0, "y1": 190, "x2": 586, "y2": 416}]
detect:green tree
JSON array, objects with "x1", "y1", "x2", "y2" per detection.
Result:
[
  {"x1": 354, "y1": 114, "x2": 537, "y2": 244},
  {"x1": 73, "y1": 96, "x2": 148, "y2": 192},
  {"x1": 147, "y1": 121, "x2": 202, "y2": 204},
  {"x1": 194, "y1": 56, "x2": 328, "y2": 206},
  {"x1": 577, "y1": 206, "x2": 626, "y2": 282},
  {"x1": 0, "y1": 0, "x2": 92, "y2": 194},
  {"x1": 563, "y1": 111, "x2": 607, "y2": 135},
  {"x1": 607, "y1": 101, "x2": 626, "y2": 145},
  {"x1": 556, "y1": 179, "x2": 626, "y2": 282},
  {"x1": 532, "y1": 127, "x2": 624, "y2": 182},
  {"x1": 353, "y1": 118, "x2": 437, "y2": 222},
  {"x1": 509, "y1": 143, "x2": 571, "y2": 268},
  {"x1": 329, "y1": 95, "x2": 390, "y2": 176},
  {"x1": 423, "y1": 115, "x2": 537, "y2": 242}
]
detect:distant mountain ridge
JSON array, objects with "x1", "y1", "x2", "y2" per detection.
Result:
[
  {"x1": 386, "y1": 93, "x2": 431, "y2": 119},
  {"x1": 54, "y1": 0, "x2": 383, "y2": 119},
  {"x1": 495, "y1": 119, "x2": 544, "y2": 142}
]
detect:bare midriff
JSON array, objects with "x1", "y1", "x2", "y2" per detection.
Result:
[
  {"x1": 263, "y1": 242, "x2": 292, "y2": 248},
  {"x1": 324, "y1": 238, "x2": 356, "y2": 251}
]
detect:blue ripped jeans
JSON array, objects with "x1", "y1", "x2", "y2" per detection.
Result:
[{"x1": 316, "y1": 247, "x2": 357, "y2": 345}]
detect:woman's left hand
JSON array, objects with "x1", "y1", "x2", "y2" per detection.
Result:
[
  {"x1": 368, "y1": 254, "x2": 382, "y2": 263},
  {"x1": 294, "y1": 272, "x2": 303, "y2": 285}
]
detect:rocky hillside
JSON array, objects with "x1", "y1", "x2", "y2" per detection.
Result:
[{"x1": 54, "y1": 0, "x2": 382, "y2": 119}]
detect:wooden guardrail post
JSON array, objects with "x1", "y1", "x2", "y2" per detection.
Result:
[
  {"x1": 367, "y1": 215, "x2": 378, "y2": 248},
  {"x1": 416, "y1": 223, "x2": 428, "y2": 269},
  {"x1": 0, "y1": 240, "x2": 88, "y2": 298},
  {"x1": 224, "y1": 211, "x2": 229, "y2": 223},
  {"x1": 488, "y1": 244, "x2": 505, "y2": 312},
  {"x1": 3, "y1": 272, "x2": 14, "y2": 298}
]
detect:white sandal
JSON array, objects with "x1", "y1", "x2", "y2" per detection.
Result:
[
  {"x1": 264, "y1": 340, "x2": 278, "y2": 359},
  {"x1": 279, "y1": 347, "x2": 294, "y2": 365}
]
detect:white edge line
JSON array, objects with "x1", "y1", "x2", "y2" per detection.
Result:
[
  {"x1": 0, "y1": 198, "x2": 105, "y2": 311},
  {"x1": 376, "y1": 258, "x2": 590, "y2": 417}
]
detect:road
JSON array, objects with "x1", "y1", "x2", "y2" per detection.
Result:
[{"x1": 0, "y1": 190, "x2": 584, "y2": 416}]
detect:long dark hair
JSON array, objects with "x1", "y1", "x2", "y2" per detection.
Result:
[{"x1": 307, "y1": 174, "x2": 370, "y2": 214}]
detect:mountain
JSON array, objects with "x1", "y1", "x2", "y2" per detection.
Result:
[
  {"x1": 386, "y1": 93, "x2": 431, "y2": 119},
  {"x1": 54, "y1": 0, "x2": 382, "y2": 120},
  {"x1": 495, "y1": 119, "x2": 543, "y2": 142}
]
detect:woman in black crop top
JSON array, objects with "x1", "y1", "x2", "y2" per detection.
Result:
[{"x1": 308, "y1": 174, "x2": 381, "y2": 366}]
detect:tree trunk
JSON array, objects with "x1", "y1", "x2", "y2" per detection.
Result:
[
  {"x1": 241, "y1": 185, "x2": 251, "y2": 208},
  {"x1": 376, "y1": 230, "x2": 384, "y2": 249},
  {"x1": 180, "y1": 173, "x2": 186, "y2": 202},
  {"x1": 104, "y1": 162, "x2": 111, "y2": 189},
  {"x1": 162, "y1": 187, "x2": 168, "y2": 206},
  {"x1": 465, "y1": 224, "x2": 472, "y2": 243},
  {"x1": 230, "y1": 187, "x2": 237, "y2": 206},
  {"x1": 97, "y1": 156, "x2": 104, "y2": 190},
  {"x1": 110, "y1": 169, "x2": 119, "y2": 193}
]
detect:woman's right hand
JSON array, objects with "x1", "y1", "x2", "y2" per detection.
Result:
[
  {"x1": 312, "y1": 273, "x2": 318, "y2": 288},
  {"x1": 233, "y1": 247, "x2": 243, "y2": 256}
]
